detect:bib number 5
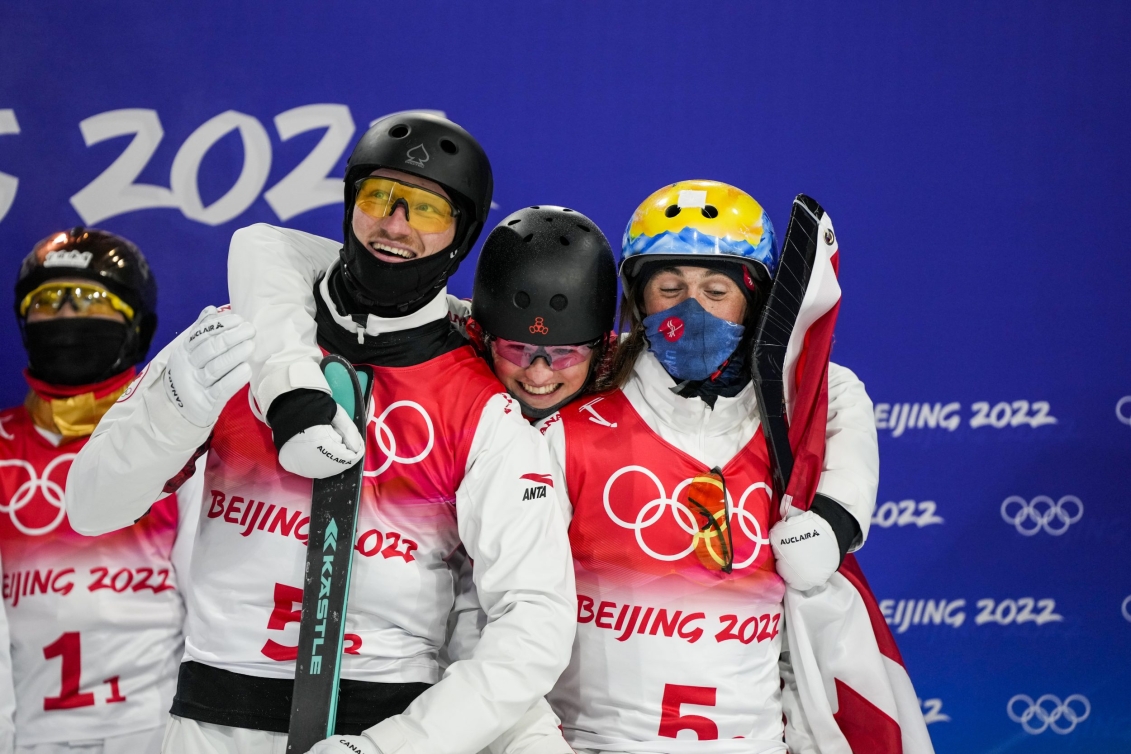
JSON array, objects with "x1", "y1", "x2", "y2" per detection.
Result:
[{"x1": 658, "y1": 683, "x2": 718, "y2": 740}]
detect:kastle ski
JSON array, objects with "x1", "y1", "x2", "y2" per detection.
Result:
[
  {"x1": 286, "y1": 355, "x2": 373, "y2": 753},
  {"x1": 750, "y1": 194, "x2": 825, "y2": 505}
]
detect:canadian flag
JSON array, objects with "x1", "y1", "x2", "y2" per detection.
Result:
[{"x1": 776, "y1": 209, "x2": 934, "y2": 754}]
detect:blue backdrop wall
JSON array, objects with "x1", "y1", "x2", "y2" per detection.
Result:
[{"x1": 1, "y1": 2, "x2": 1129, "y2": 751}]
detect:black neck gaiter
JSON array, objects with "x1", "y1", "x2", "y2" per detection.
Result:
[{"x1": 341, "y1": 231, "x2": 456, "y2": 318}]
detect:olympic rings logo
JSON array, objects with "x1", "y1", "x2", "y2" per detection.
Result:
[
  {"x1": 1121, "y1": 595, "x2": 1131, "y2": 623},
  {"x1": 365, "y1": 400, "x2": 435, "y2": 478},
  {"x1": 602, "y1": 465, "x2": 770, "y2": 568},
  {"x1": 1116, "y1": 396, "x2": 1131, "y2": 426},
  {"x1": 0, "y1": 455, "x2": 75, "y2": 536},
  {"x1": 1000, "y1": 495, "x2": 1083, "y2": 536},
  {"x1": 1007, "y1": 694, "x2": 1090, "y2": 735}
]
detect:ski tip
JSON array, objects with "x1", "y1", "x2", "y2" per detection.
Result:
[
  {"x1": 320, "y1": 355, "x2": 358, "y2": 417},
  {"x1": 792, "y1": 194, "x2": 825, "y2": 222}
]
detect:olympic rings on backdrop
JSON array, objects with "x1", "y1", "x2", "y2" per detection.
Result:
[
  {"x1": 1000, "y1": 495, "x2": 1083, "y2": 536},
  {"x1": 602, "y1": 465, "x2": 770, "y2": 569},
  {"x1": 0, "y1": 456, "x2": 74, "y2": 536},
  {"x1": 1116, "y1": 396, "x2": 1131, "y2": 426},
  {"x1": 365, "y1": 400, "x2": 435, "y2": 477},
  {"x1": 1121, "y1": 595, "x2": 1131, "y2": 623},
  {"x1": 1007, "y1": 694, "x2": 1090, "y2": 735}
]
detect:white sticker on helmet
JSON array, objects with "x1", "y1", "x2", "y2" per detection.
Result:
[
  {"x1": 677, "y1": 190, "x2": 707, "y2": 209},
  {"x1": 43, "y1": 250, "x2": 93, "y2": 268}
]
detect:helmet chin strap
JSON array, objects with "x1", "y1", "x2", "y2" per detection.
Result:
[{"x1": 515, "y1": 388, "x2": 582, "y2": 421}]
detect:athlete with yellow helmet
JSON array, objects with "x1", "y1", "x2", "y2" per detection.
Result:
[{"x1": 540, "y1": 179, "x2": 881, "y2": 752}]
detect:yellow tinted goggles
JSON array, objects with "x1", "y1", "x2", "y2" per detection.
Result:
[
  {"x1": 354, "y1": 177, "x2": 458, "y2": 234},
  {"x1": 19, "y1": 282, "x2": 134, "y2": 320}
]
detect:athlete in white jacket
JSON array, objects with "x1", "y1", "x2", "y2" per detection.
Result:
[
  {"x1": 538, "y1": 181, "x2": 877, "y2": 753},
  {"x1": 65, "y1": 114, "x2": 575, "y2": 754},
  {"x1": 227, "y1": 193, "x2": 879, "y2": 753},
  {"x1": 6, "y1": 228, "x2": 201, "y2": 754}
]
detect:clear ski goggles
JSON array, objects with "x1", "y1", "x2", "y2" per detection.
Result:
[
  {"x1": 19, "y1": 281, "x2": 134, "y2": 320},
  {"x1": 353, "y1": 176, "x2": 459, "y2": 234},
  {"x1": 491, "y1": 336, "x2": 597, "y2": 371}
]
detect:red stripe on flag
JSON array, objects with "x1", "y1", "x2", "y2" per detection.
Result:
[
  {"x1": 834, "y1": 678, "x2": 903, "y2": 754},
  {"x1": 778, "y1": 246, "x2": 841, "y2": 520}
]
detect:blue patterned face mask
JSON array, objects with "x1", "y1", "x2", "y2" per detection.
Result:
[{"x1": 642, "y1": 297, "x2": 745, "y2": 382}]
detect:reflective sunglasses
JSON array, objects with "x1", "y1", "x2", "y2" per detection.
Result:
[
  {"x1": 19, "y1": 281, "x2": 134, "y2": 320},
  {"x1": 687, "y1": 467, "x2": 735, "y2": 573},
  {"x1": 491, "y1": 336, "x2": 597, "y2": 371},
  {"x1": 353, "y1": 176, "x2": 459, "y2": 234}
]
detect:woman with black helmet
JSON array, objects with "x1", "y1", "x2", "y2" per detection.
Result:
[
  {"x1": 466, "y1": 205, "x2": 618, "y2": 419},
  {"x1": 66, "y1": 114, "x2": 575, "y2": 754},
  {"x1": 0, "y1": 229, "x2": 210, "y2": 754}
]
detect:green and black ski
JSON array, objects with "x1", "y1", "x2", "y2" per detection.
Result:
[{"x1": 286, "y1": 355, "x2": 372, "y2": 753}]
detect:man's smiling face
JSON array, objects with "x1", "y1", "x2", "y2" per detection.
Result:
[{"x1": 350, "y1": 168, "x2": 457, "y2": 263}]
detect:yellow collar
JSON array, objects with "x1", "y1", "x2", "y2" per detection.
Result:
[{"x1": 25, "y1": 381, "x2": 131, "y2": 442}]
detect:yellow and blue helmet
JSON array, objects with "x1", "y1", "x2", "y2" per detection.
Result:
[{"x1": 620, "y1": 180, "x2": 778, "y2": 285}]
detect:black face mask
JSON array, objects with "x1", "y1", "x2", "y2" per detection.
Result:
[{"x1": 24, "y1": 319, "x2": 130, "y2": 386}]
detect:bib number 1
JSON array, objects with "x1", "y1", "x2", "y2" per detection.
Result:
[{"x1": 42, "y1": 632, "x2": 126, "y2": 711}]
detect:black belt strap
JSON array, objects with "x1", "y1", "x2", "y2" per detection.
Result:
[{"x1": 171, "y1": 661, "x2": 431, "y2": 735}]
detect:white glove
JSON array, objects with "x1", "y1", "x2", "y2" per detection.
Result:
[
  {"x1": 306, "y1": 734, "x2": 381, "y2": 754},
  {"x1": 278, "y1": 403, "x2": 365, "y2": 478},
  {"x1": 770, "y1": 510, "x2": 841, "y2": 592},
  {"x1": 163, "y1": 306, "x2": 255, "y2": 428}
]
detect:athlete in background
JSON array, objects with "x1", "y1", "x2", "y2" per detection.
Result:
[
  {"x1": 66, "y1": 114, "x2": 575, "y2": 754},
  {"x1": 0, "y1": 229, "x2": 202, "y2": 754}
]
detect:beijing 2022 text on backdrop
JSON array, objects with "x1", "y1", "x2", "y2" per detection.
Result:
[{"x1": 1, "y1": 2, "x2": 1129, "y2": 751}]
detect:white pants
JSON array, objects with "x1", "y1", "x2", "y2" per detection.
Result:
[
  {"x1": 160, "y1": 717, "x2": 286, "y2": 754},
  {"x1": 17, "y1": 726, "x2": 164, "y2": 754}
]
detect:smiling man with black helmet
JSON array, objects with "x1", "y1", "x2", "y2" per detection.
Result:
[{"x1": 65, "y1": 114, "x2": 575, "y2": 754}]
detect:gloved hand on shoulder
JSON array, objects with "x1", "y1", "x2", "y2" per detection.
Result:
[{"x1": 163, "y1": 306, "x2": 255, "y2": 428}]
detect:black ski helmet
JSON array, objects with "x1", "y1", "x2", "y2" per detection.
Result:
[
  {"x1": 472, "y1": 206, "x2": 617, "y2": 346},
  {"x1": 341, "y1": 111, "x2": 493, "y2": 313},
  {"x1": 15, "y1": 227, "x2": 158, "y2": 374}
]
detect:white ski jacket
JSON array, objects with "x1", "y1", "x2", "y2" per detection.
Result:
[{"x1": 64, "y1": 225, "x2": 576, "y2": 754}]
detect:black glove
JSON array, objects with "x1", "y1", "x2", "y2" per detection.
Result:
[{"x1": 266, "y1": 388, "x2": 338, "y2": 452}]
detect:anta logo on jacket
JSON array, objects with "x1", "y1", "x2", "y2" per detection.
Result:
[{"x1": 520, "y1": 473, "x2": 553, "y2": 501}]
